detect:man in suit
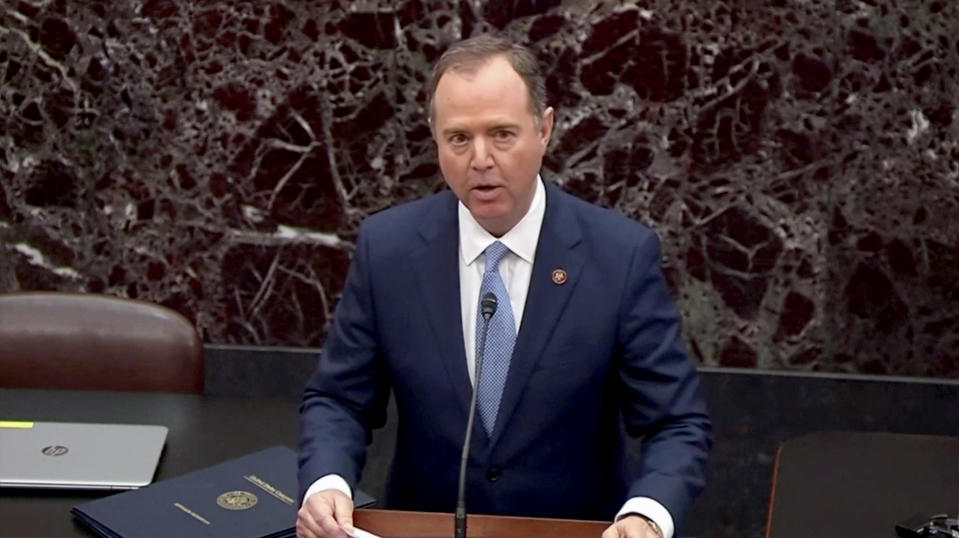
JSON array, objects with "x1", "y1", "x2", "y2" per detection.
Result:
[{"x1": 297, "y1": 34, "x2": 711, "y2": 538}]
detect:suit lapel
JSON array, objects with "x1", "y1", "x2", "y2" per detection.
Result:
[
  {"x1": 490, "y1": 183, "x2": 584, "y2": 445},
  {"x1": 410, "y1": 194, "x2": 474, "y2": 414}
]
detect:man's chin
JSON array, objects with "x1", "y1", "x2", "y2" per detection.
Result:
[
  {"x1": 470, "y1": 211, "x2": 516, "y2": 237},
  {"x1": 466, "y1": 196, "x2": 506, "y2": 217},
  {"x1": 467, "y1": 201, "x2": 506, "y2": 219}
]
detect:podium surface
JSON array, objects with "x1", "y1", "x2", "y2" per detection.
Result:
[{"x1": 355, "y1": 508, "x2": 609, "y2": 537}]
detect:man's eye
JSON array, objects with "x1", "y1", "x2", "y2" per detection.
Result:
[
  {"x1": 494, "y1": 130, "x2": 514, "y2": 141},
  {"x1": 449, "y1": 134, "x2": 468, "y2": 146}
]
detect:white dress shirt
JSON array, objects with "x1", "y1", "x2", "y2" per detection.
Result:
[
  {"x1": 457, "y1": 175, "x2": 544, "y2": 382},
  {"x1": 304, "y1": 177, "x2": 674, "y2": 538}
]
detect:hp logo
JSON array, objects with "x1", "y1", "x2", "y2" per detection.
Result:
[{"x1": 41, "y1": 445, "x2": 69, "y2": 456}]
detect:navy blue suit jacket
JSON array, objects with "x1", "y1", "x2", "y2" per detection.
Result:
[{"x1": 299, "y1": 181, "x2": 711, "y2": 523}]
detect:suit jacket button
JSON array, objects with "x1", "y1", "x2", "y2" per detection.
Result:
[{"x1": 486, "y1": 468, "x2": 502, "y2": 482}]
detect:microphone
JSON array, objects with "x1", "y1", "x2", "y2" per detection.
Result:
[{"x1": 455, "y1": 292, "x2": 497, "y2": 538}]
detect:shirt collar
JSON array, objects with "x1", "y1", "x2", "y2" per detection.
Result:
[{"x1": 459, "y1": 175, "x2": 546, "y2": 266}]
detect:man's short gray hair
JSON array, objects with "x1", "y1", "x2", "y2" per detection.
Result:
[{"x1": 427, "y1": 34, "x2": 547, "y2": 125}]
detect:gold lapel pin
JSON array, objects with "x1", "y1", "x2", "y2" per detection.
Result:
[{"x1": 551, "y1": 268, "x2": 567, "y2": 285}]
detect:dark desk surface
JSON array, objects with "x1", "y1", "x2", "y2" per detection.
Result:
[
  {"x1": 0, "y1": 388, "x2": 300, "y2": 537},
  {"x1": 766, "y1": 431, "x2": 959, "y2": 538}
]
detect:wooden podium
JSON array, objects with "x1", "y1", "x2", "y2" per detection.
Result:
[{"x1": 355, "y1": 508, "x2": 610, "y2": 537}]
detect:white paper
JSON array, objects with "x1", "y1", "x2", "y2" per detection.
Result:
[{"x1": 346, "y1": 527, "x2": 382, "y2": 538}]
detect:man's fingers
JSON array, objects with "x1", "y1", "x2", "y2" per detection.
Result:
[
  {"x1": 311, "y1": 498, "x2": 346, "y2": 537},
  {"x1": 300, "y1": 497, "x2": 331, "y2": 534},
  {"x1": 601, "y1": 523, "x2": 622, "y2": 538},
  {"x1": 299, "y1": 491, "x2": 352, "y2": 538},
  {"x1": 331, "y1": 492, "x2": 355, "y2": 532},
  {"x1": 601, "y1": 516, "x2": 659, "y2": 538},
  {"x1": 296, "y1": 505, "x2": 322, "y2": 538}
]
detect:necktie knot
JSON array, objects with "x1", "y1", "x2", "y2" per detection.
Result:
[{"x1": 484, "y1": 241, "x2": 510, "y2": 274}]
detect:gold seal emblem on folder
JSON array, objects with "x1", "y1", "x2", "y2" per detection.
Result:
[{"x1": 216, "y1": 490, "x2": 258, "y2": 510}]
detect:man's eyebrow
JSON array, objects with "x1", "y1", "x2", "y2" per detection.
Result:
[
  {"x1": 488, "y1": 121, "x2": 521, "y2": 130},
  {"x1": 440, "y1": 121, "x2": 521, "y2": 136}
]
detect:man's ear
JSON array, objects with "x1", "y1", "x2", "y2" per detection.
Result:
[{"x1": 540, "y1": 107, "x2": 554, "y2": 148}]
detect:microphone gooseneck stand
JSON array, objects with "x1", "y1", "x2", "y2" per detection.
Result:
[{"x1": 455, "y1": 292, "x2": 498, "y2": 538}]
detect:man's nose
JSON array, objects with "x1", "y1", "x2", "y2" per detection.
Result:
[{"x1": 470, "y1": 138, "x2": 494, "y2": 170}]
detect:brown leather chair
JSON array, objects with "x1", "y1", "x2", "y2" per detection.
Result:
[{"x1": 0, "y1": 292, "x2": 203, "y2": 393}]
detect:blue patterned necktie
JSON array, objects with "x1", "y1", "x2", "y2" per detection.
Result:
[{"x1": 475, "y1": 241, "x2": 516, "y2": 435}]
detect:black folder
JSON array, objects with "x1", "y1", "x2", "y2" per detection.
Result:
[{"x1": 72, "y1": 445, "x2": 375, "y2": 538}]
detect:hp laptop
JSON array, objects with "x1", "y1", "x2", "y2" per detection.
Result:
[{"x1": 0, "y1": 420, "x2": 167, "y2": 490}]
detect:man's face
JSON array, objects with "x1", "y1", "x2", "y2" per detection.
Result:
[{"x1": 431, "y1": 55, "x2": 553, "y2": 237}]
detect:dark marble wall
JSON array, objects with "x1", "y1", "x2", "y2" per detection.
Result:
[{"x1": 2, "y1": 1, "x2": 957, "y2": 377}]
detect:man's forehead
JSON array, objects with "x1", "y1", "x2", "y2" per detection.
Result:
[
  {"x1": 438, "y1": 54, "x2": 520, "y2": 86},
  {"x1": 430, "y1": 54, "x2": 540, "y2": 130},
  {"x1": 445, "y1": 53, "x2": 508, "y2": 76}
]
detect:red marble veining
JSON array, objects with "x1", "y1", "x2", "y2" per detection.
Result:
[{"x1": 1, "y1": 1, "x2": 957, "y2": 376}]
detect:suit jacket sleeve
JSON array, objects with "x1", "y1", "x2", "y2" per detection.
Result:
[
  {"x1": 617, "y1": 228, "x2": 711, "y2": 522},
  {"x1": 297, "y1": 222, "x2": 390, "y2": 502}
]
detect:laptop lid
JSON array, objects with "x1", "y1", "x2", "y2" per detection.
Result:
[{"x1": 0, "y1": 421, "x2": 167, "y2": 490}]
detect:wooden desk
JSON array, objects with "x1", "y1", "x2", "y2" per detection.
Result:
[
  {"x1": 766, "y1": 431, "x2": 959, "y2": 538},
  {"x1": 0, "y1": 388, "x2": 300, "y2": 537}
]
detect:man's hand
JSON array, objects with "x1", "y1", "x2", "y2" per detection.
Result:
[
  {"x1": 601, "y1": 514, "x2": 662, "y2": 538},
  {"x1": 296, "y1": 489, "x2": 354, "y2": 538}
]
